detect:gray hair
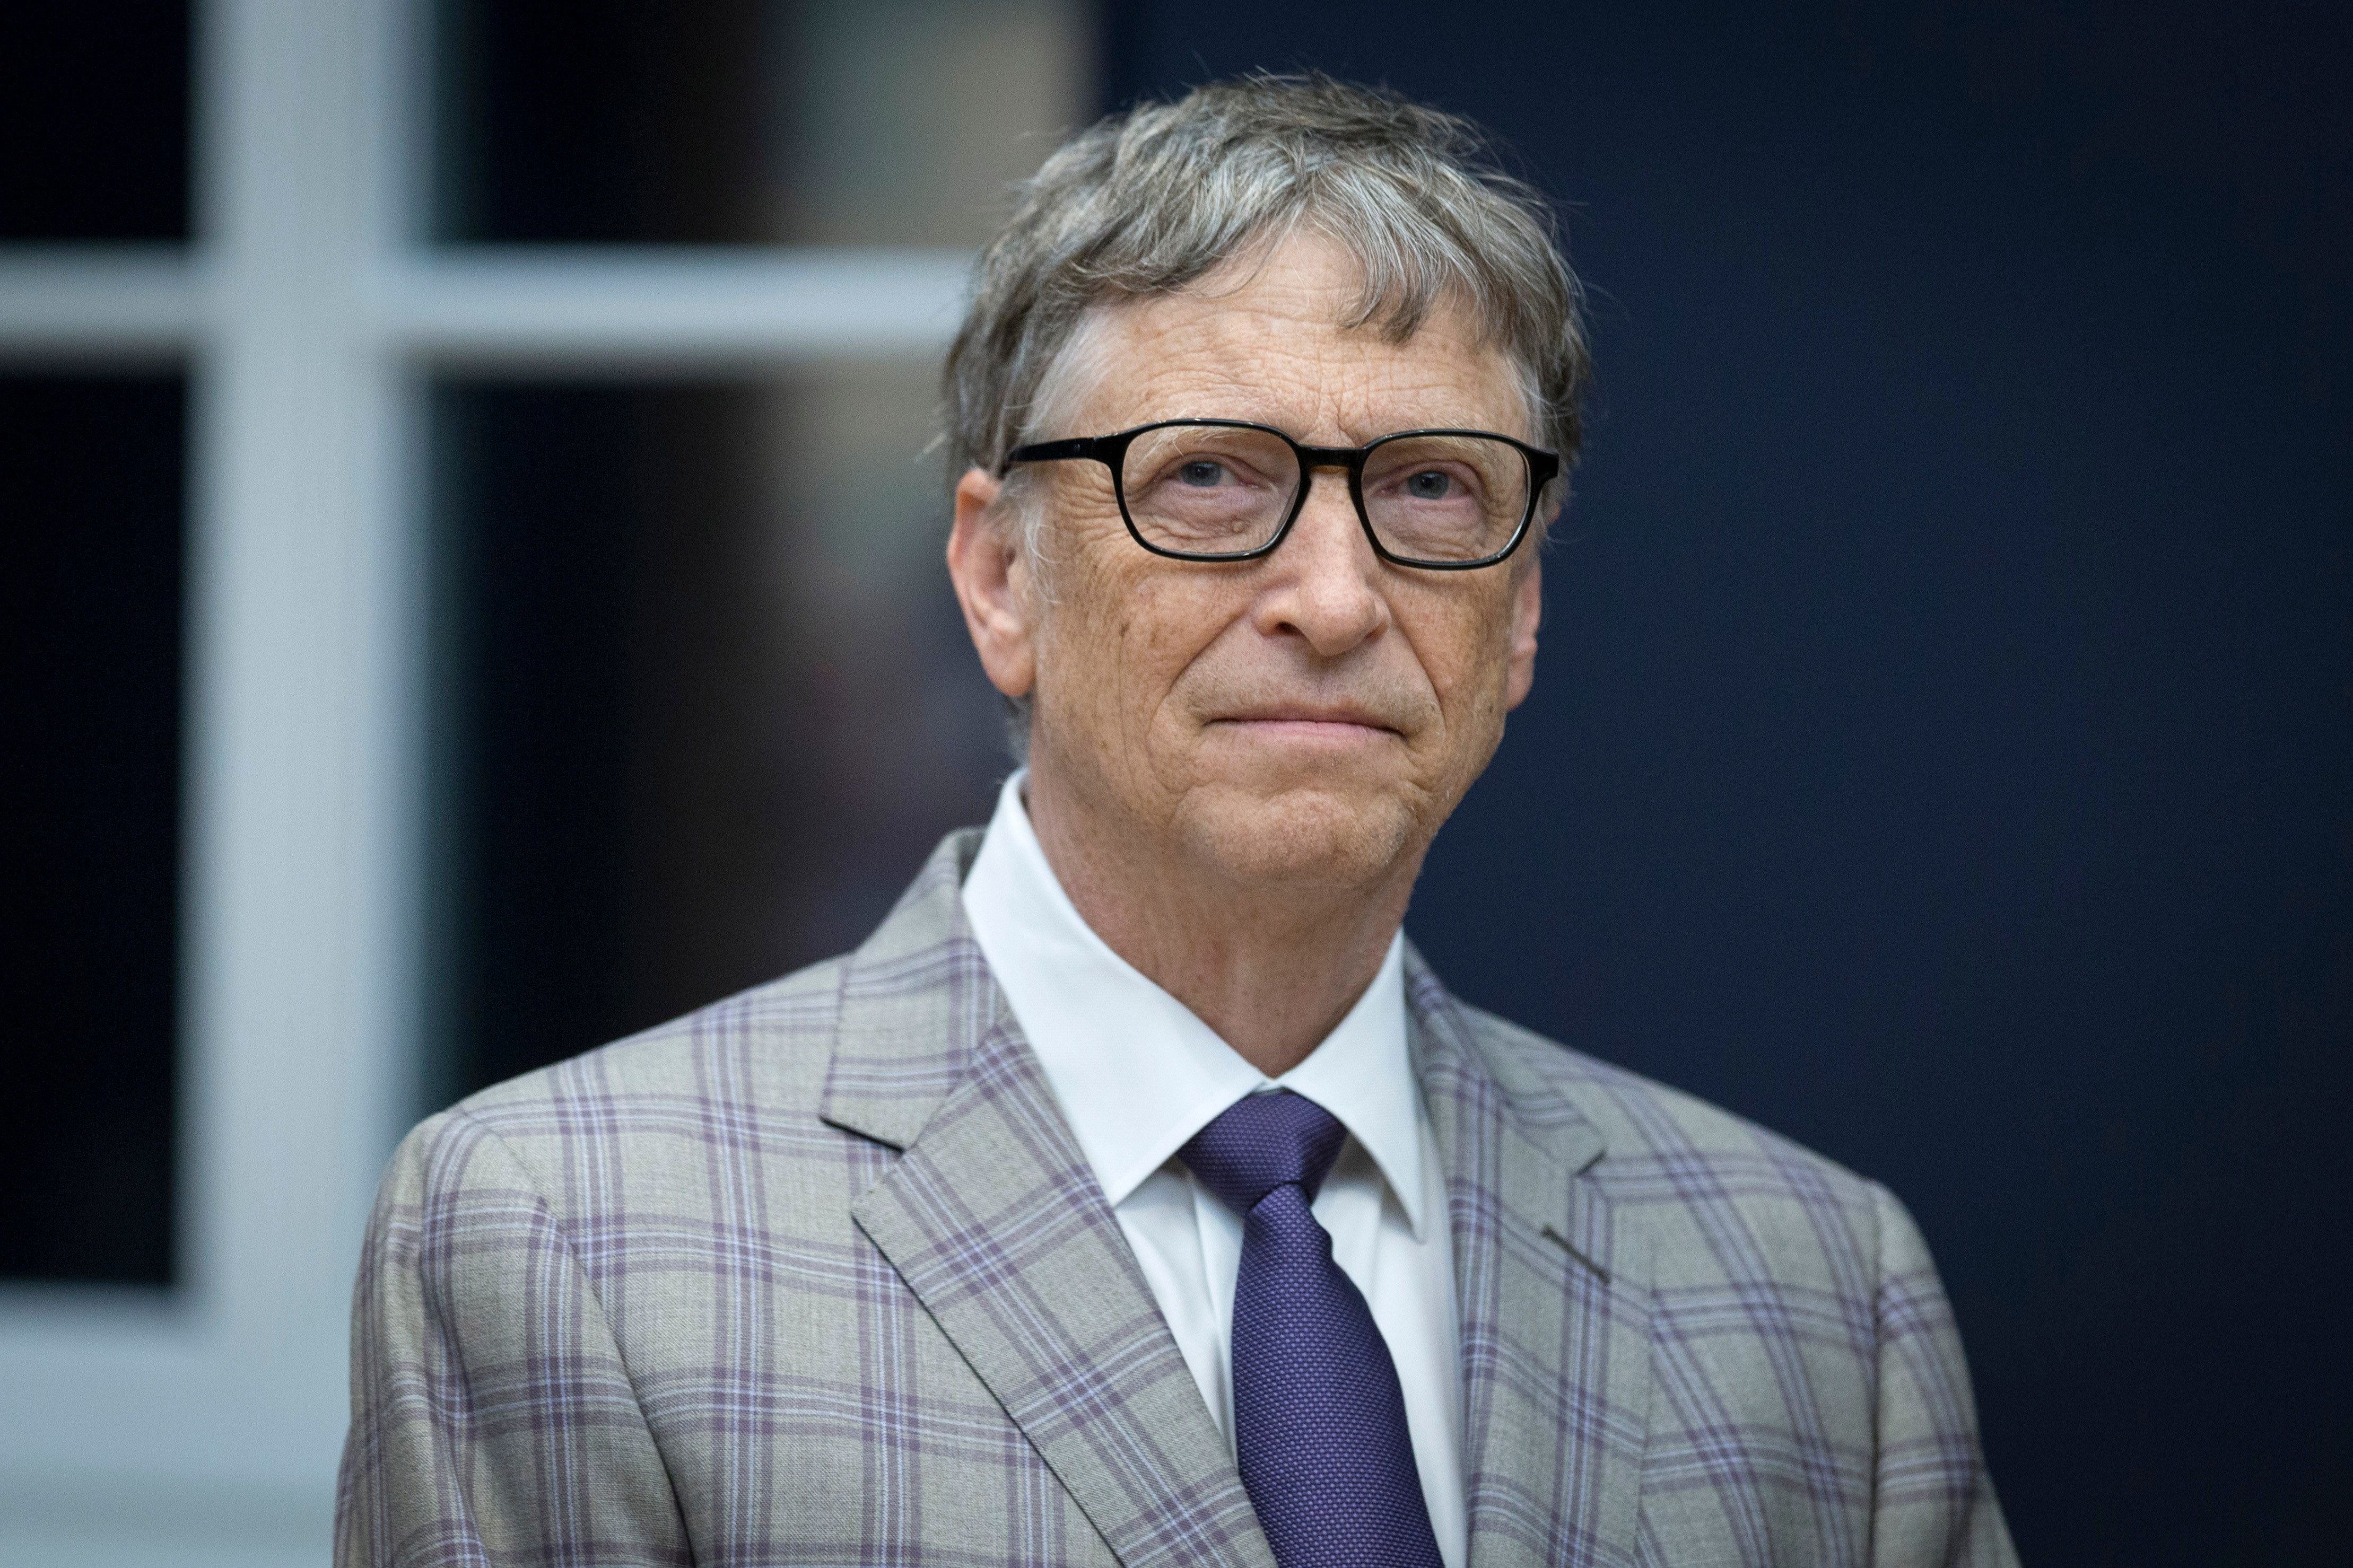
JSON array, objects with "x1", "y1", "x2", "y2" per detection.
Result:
[
  {"x1": 944, "y1": 73, "x2": 1593, "y2": 483},
  {"x1": 943, "y1": 74, "x2": 1593, "y2": 759}
]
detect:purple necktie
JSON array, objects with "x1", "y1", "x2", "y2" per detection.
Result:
[{"x1": 1178, "y1": 1090, "x2": 1445, "y2": 1568}]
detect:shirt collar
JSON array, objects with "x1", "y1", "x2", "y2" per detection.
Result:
[{"x1": 959, "y1": 770, "x2": 1426, "y2": 1236}]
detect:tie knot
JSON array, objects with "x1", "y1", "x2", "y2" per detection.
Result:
[{"x1": 1176, "y1": 1090, "x2": 1350, "y2": 1216}]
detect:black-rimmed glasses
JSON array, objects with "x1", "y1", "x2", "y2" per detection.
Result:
[{"x1": 999, "y1": 418, "x2": 1560, "y2": 570}]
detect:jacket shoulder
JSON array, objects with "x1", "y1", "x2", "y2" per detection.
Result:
[
  {"x1": 1452, "y1": 1002, "x2": 1902, "y2": 1282},
  {"x1": 463, "y1": 952, "x2": 848, "y2": 1115},
  {"x1": 1449, "y1": 1006, "x2": 2011, "y2": 1560},
  {"x1": 388, "y1": 953, "x2": 856, "y2": 1220}
]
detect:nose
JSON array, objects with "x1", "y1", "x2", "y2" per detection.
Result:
[{"x1": 1253, "y1": 467, "x2": 1390, "y2": 657}]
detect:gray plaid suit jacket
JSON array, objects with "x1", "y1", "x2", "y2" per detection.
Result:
[{"x1": 338, "y1": 829, "x2": 2016, "y2": 1567}]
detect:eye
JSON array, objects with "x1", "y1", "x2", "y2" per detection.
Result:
[
  {"x1": 1176, "y1": 459, "x2": 1231, "y2": 488},
  {"x1": 1404, "y1": 468, "x2": 1456, "y2": 500}
]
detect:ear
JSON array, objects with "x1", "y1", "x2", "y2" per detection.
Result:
[
  {"x1": 946, "y1": 467, "x2": 1038, "y2": 699},
  {"x1": 1503, "y1": 555, "x2": 1542, "y2": 711}
]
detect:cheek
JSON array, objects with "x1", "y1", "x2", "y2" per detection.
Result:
[
  {"x1": 1108, "y1": 555, "x2": 1218, "y2": 644},
  {"x1": 1414, "y1": 595, "x2": 1521, "y2": 746},
  {"x1": 1042, "y1": 551, "x2": 1206, "y2": 732}
]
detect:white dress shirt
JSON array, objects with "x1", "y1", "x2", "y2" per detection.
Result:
[{"x1": 960, "y1": 772, "x2": 1467, "y2": 1566}]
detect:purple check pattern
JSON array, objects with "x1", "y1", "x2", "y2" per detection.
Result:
[{"x1": 337, "y1": 829, "x2": 2016, "y2": 1568}]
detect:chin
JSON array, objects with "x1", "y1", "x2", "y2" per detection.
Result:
[{"x1": 1178, "y1": 783, "x2": 1421, "y2": 890}]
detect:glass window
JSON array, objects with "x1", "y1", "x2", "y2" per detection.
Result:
[
  {"x1": 426, "y1": 369, "x2": 1006, "y2": 1100},
  {"x1": 0, "y1": 374, "x2": 186, "y2": 1285},
  {"x1": 0, "y1": 5, "x2": 191, "y2": 241},
  {"x1": 433, "y1": 0, "x2": 1093, "y2": 244}
]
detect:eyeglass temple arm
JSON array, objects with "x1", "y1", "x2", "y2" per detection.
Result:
[{"x1": 997, "y1": 435, "x2": 1105, "y2": 476}]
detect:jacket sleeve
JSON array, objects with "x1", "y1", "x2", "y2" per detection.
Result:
[
  {"x1": 335, "y1": 1108, "x2": 692, "y2": 1567},
  {"x1": 1867, "y1": 1182, "x2": 2021, "y2": 1567}
]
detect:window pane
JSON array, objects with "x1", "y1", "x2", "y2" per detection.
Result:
[
  {"x1": 427, "y1": 372, "x2": 1006, "y2": 1100},
  {"x1": 0, "y1": 5, "x2": 190, "y2": 241},
  {"x1": 433, "y1": 0, "x2": 1093, "y2": 244},
  {"x1": 0, "y1": 375, "x2": 186, "y2": 1285}
]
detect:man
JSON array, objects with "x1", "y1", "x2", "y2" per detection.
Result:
[{"x1": 339, "y1": 76, "x2": 2015, "y2": 1567}]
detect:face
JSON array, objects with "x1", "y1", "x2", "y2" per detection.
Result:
[{"x1": 949, "y1": 233, "x2": 1547, "y2": 895}]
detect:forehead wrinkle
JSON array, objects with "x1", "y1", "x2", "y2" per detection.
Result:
[{"x1": 1088, "y1": 284, "x2": 1526, "y2": 445}]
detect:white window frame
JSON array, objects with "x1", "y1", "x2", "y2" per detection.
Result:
[{"x1": 0, "y1": 4, "x2": 968, "y2": 1561}]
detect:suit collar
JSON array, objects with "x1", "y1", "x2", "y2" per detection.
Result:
[
  {"x1": 823, "y1": 831, "x2": 1276, "y2": 1568},
  {"x1": 816, "y1": 827, "x2": 992, "y2": 1151},
  {"x1": 821, "y1": 835, "x2": 1652, "y2": 1568},
  {"x1": 961, "y1": 772, "x2": 1428, "y2": 1232},
  {"x1": 817, "y1": 832, "x2": 1620, "y2": 1195},
  {"x1": 1404, "y1": 947, "x2": 1653, "y2": 1568}
]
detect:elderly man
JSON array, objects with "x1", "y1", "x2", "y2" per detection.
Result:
[{"x1": 339, "y1": 77, "x2": 2015, "y2": 1568}]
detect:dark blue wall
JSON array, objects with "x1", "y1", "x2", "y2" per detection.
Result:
[{"x1": 1103, "y1": 4, "x2": 2352, "y2": 1561}]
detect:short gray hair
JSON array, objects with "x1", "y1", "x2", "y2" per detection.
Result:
[{"x1": 943, "y1": 73, "x2": 1593, "y2": 483}]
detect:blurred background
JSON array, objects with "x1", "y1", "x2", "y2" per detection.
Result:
[{"x1": 1, "y1": 2, "x2": 2345, "y2": 1563}]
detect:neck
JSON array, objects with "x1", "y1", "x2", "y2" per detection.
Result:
[{"x1": 1022, "y1": 768, "x2": 1418, "y2": 1079}]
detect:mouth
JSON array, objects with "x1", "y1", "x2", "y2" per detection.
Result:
[{"x1": 1207, "y1": 707, "x2": 1404, "y2": 744}]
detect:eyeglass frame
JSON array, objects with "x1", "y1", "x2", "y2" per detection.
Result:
[{"x1": 996, "y1": 417, "x2": 1562, "y2": 571}]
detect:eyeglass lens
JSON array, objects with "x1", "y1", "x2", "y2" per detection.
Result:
[{"x1": 1117, "y1": 424, "x2": 1532, "y2": 563}]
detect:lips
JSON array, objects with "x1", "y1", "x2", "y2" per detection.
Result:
[{"x1": 1210, "y1": 706, "x2": 1403, "y2": 735}]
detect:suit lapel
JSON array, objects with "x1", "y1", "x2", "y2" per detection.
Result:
[
  {"x1": 822, "y1": 833, "x2": 1274, "y2": 1568},
  {"x1": 1409, "y1": 952, "x2": 1653, "y2": 1568}
]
